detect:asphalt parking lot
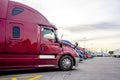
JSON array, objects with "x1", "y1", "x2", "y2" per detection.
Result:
[{"x1": 0, "y1": 57, "x2": 120, "y2": 80}]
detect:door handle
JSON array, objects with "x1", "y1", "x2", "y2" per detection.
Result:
[{"x1": 41, "y1": 46, "x2": 45, "y2": 51}]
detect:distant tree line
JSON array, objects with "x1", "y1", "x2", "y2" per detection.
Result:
[{"x1": 108, "y1": 51, "x2": 113, "y2": 54}]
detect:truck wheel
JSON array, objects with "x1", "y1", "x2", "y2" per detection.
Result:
[{"x1": 59, "y1": 55, "x2": 74, "y2": 71}]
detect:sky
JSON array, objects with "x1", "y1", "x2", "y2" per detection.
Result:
[{"x1": 13, "y1": 0, "x2": 120, "y2": 51}]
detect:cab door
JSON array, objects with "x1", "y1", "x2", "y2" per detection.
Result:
[
  {"x1": 38, "y1": 26, "x2": 60, "y2": 65},
  {"x1": 40, "y1": 27, "x2": 60, "y2": 54}
]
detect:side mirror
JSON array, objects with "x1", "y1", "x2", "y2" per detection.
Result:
[
  {"x1": 55, "y1": 34, "x2": 59, "y2": 43},
  {"x1": 75, "y1": 42, "x2": 78, "y2": 46},
  {"x1": 74, "y1": 42, "x2": 78, "y2": 49},
  {"x1": 55, "y1": 37, "x2": 59, "y2": 43}
]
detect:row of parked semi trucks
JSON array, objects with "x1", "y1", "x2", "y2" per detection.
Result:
[
  {"x1": 0, "y1": 0, "x2": 93, "y2": 71},
  {"x1": 61, "y1": 40, "x2": 94, "y2": 61}
]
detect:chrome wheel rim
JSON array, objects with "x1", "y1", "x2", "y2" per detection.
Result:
[{"x1": 62, "y1": 58, "x2": 71, "y2": 69}]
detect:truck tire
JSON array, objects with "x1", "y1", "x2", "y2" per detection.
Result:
[{"x1": 59, "y1": 55, "x2": 74, "y2": 71}]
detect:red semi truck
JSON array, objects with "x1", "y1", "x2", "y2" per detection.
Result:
[{"x1": 0, "y1": 0, "x2": 79, "y2": 71}]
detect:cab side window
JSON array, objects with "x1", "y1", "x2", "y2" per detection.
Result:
[
  {"x1": 42, "y1": 28, "x2": 55, "y2": 40},
  {"x1": 13, "y1": 26, "x2": 20, "y2": 38}
]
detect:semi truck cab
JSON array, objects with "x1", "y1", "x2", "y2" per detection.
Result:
[{"x1": 0, "y1": 0, "x2": 79, "y2": 71}]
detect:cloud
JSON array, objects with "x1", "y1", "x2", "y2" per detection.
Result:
[
  {"x1": 91, "y1": 22, "x2": 120, "y2": 29},
  {"x1": 61, "y1": 24, "x2": 95, "y2": 33},
  {"x1": 76, "y1": 33, "x2": 120, "y2": 42},
  {"x1": 61, "y1": 22, "x2": 120, "y2": 33},
  {"x1": 59, "y1": 21, "x2": 120, "y2": 51}
]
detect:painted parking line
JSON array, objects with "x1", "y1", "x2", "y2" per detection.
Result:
[
  {"x1": 12, "y1": 78, "x2": 17, "y2": 80},
  {"x1": 29, "y1": 75, "x2": 42, "y2": 80},
  {"x1": 0, "y1": 75, "x2": 43, "y2": 80}
]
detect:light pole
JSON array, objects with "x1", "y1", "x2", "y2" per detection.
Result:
[{"x1": 83, "y1": 37, "x2": 86, "y2": 48}]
